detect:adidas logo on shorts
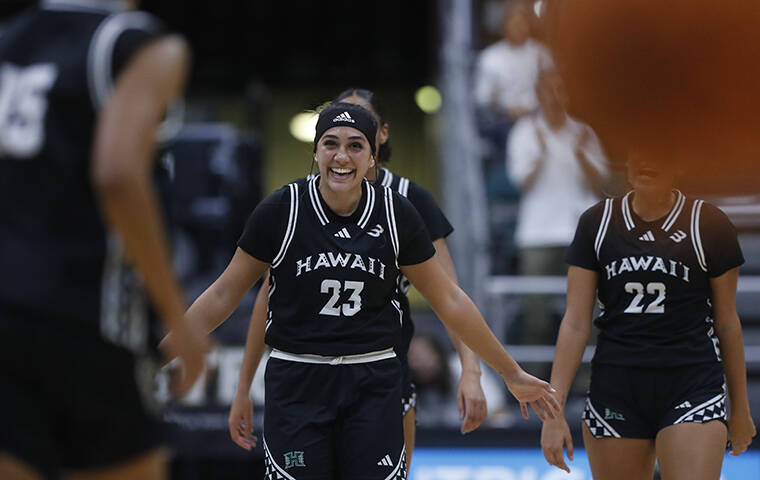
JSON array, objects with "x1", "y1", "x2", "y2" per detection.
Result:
[
  {"x1": 377, "y1": 454, "x2": 393, "y2": 467},
  {"x1": 333, "y1": 111, "x2": 355, "y2": 123}
]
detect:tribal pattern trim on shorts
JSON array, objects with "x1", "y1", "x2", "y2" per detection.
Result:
[
  {"x1": 401, "y1": 389, "x2": 417, "y2": 416},
  {"x1": 582, "y1": 397, "x2": 622, "y2": 438},
  {"x1": 381, "y1": 445, "x2": 408, "y2": 480},
  {"x1": 672, "y1": 392, "x2": 726, "y2": 425},
  {"x1": 263, "y1": 437, "x2": 297, "y2": 480}
]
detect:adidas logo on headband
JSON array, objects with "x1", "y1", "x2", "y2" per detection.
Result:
[{"x1": 332, "y1": 111, "x2": 355, "y2": 123}]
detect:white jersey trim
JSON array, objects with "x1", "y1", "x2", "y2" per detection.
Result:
[
  {"x1": 380, "y1": 167, "x2": 394, "y2": 188},
  {"x1": 383, "y1": 187, "x2": 400, "y2": 264},
  {"x1": 690, "y1": 199, "x2": 708, "y2": 272},
  {"x1": 661, "y1": 190, "x2": 686, "y2": 231},
  {"x1": 87, "y1": 11, "x2": 157, "y2": 111},
  {"x1": 594, "y1": 198, "x2": 613, "y2": 260},
  {"x1": 391, "y1": 299, "x2": 403, "y2": 326},
  {"x1": 398, "y1": 177, "x2": 410, "y2": 197},
  {"x1": 307, "y1": 175, "x2": 330, "y2": 225},
  {"x1": 621, "y1": 191, "x2": 635, "y2": 231},
  {"x1": 357, "y1": 179, "x2": 375, "y2": 228},
  {"x1": 271, "y1": 183, "x2": 299, "y2": 268}
]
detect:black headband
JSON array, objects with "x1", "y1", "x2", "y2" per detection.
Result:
[{"x1": 314, "y1": 102, "x2": 378, "y2": 155}]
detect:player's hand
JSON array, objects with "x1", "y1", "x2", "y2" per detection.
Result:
[
  {"x1": 502, "y1": 369, "x2": 559, "y2": 421},
  {"x1": 166, "y1": 320, "x2": 209, "y2": 397},
  {"x1": 728, "y1": 411, "x2": 756, "y2": 456},
  {"x1": 541, "y1": 415, "x2": 574, "y2": 473},
  {"x1": 457, "y1": 371, "x2": 488, "y2": 434},
  {"x1": 229, "y1": 391, "x2": 258, "y2": 450}
]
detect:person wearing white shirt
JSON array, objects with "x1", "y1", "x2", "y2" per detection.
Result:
[
  {"x1": 474, "y1": 3, "x2": 551, "y2": 119},
  {"x1": 507, "y1": 66, "x2": 609, "y2": 357}
]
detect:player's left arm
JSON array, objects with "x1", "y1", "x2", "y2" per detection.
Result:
[
  {"x1": 432, "y1": 238, "x2": 487, "y2": 433},
  {"x1": 711, "y1": 267, "x2": 756, "y2": 455}
]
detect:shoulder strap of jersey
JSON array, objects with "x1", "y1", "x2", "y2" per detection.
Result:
[
  {"x1": 594, "y1": 198, "x2": 614, "y2": 261},
  {"x1": 271, "y1": 182, "x2": 300, "y2": 268},
  {"x1": 689, "y1": 199, "x2": 708, "y2": 272},
  {"x1": 87, "y1": 10, "x2": 160, "y2": 110},
  {"x1": 307, "y1": 175, "x2": 330, "y2": 226},
  {"x1": 356, "y1": 179, "x2": 376, "y2": 229},
  {"x1": 661, "y1": 189, "x2": 686, "y2": 232},
  {"x1": 379, "y1": 167, "x2": 394, "y2": 188},
  {"x1": 383, "y1": 186, "x2": 400, "y2": 264},
  {"x1": 396, "y1": 176, "x2": 410, "y2": 197},
  {"x1": 379, "y1": 167, "x2": 410, "y2": 197}
]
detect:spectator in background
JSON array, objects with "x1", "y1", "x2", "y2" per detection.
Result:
[
  {"x1": 409, "y1": 332, "x2": 509, "y2": 428},
  {"x1": 507, "y1": 66, "x2": 609, "y2": 364},
  {"x1": 474, "y1": 0, "x2": 552, "y2": 171}
]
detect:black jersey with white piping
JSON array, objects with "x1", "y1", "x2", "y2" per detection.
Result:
[
  {"x1": 238, "y1": 175, "x2": 435, "y2": 356},
  {"x1": 567, "y1": 190, "x2": 744, "y2": 367}
]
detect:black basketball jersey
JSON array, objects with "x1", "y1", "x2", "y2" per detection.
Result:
[
  {"x1": 567, "y1": 190, "x2": 744, "y2": 367},
  {"x1": 0, "y1": 1, "x2": 175, "y2": 346},
  {"x1": 238, "y1": 175, "x2": 435, "y2": 356},
  {"x1": 376, "y1": 167, "x2": 454, "y2": 363}
]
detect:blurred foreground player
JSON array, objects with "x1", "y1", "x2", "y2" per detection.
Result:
[
  {"x1": 541, "y1": 152, "x2": 756, "y2": 479},
  {"x1": 0, "y1": 1, "x2": 207, "y2": 479}
]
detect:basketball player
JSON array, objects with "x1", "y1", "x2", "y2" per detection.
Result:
[
  {"x1": 0, "y1": 1, "x2": 207, "y2": 479},
  {"x1": 227, "y1": 88, "x2": 488, "y2": 467},
  {"x1": 540, "y1": 152, "x2": 756, "y2": 479},
  {"x1": 183, "y1": 101, "x2": 558, "y2": 479}
]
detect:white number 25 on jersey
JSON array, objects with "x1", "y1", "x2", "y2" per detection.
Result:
[
  {"x1": 0, "y1": 63, "x2": 58, "y2": 159},
  {"x1": 624, "y1": 281, "x2": 666, "y2": 314}
]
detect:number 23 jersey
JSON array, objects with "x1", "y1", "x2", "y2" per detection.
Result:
[
  {"x1": 566, "y1": 190, "x2": 744, "y2": 367},
  {"x1": 238, "y1": 176, "x2": 435, "y2": 357}
]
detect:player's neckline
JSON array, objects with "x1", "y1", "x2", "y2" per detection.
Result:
[{"x1": 310, "y1": 176, "x2": 371, "y2": 225}]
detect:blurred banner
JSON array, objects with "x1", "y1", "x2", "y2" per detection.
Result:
[{"x1": 409, "y1": 448, "x2": 760, "y2": 480}]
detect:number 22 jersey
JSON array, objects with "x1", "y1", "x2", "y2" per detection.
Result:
[
  {"x1": 566, "y1": 190, "x2": 744, "y2": 367},
  {"x1": 237, "y1": 176, "x2": 435, "y2": 357}
]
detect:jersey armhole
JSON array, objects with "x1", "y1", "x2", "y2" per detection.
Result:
[
  {"x1": 88, "y1": 11, "x2": 158, "y2": 110},
  {"x1": 689, "y1": 199, "x2": 708, "y2": 272},
  {"x1": 383, "y1": 186, "x2": 400, "y2": 265},
  {"x1": 271, "y1": 183, "x2": 299, "y2": 268},
  {"x1": 594, "y1": 198, "x2": 614, "y2": 261}
]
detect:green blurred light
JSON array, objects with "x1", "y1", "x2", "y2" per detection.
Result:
[
  {"x1": 415, "y1": 86, "x2": 442, "y2": 114},
  {"x1": 289, "y1": 111, "x2": 319, "y2": 143}
]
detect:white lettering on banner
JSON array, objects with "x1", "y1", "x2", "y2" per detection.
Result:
[{"x1": 412, "y1": 467, "x2": 587, "y2": 480}]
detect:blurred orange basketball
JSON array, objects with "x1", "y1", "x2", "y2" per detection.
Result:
[{"x1": 544, "y1": 0, "x2": 760, "y2": 192}]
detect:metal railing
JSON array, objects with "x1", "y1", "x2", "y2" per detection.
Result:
[{"x1": 486, "y1": 275, "x2": 760, "y2": 365}]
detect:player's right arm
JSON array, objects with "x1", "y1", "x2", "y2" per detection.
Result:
[
  {"x1": 541, "y1": 265, "x2": 597, "y2": 473},
  {"x1": 229, "y1": 272, "x2": 270, "y2": 450},
  {"x1": 91, "y1": 35, "x2": 206, "y2": 395},
  {"x1": 184, "y1": 248, "x2": 269, "y2": 336}
]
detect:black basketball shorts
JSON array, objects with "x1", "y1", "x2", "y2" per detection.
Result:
[
  {"x1": 0, "y1": 318, "x2": 165, "y2": 478},
  {"x1": 583, "y1": 362, "x2": 726, "y2": 439},
  {"x1": 263, "y1": 355, "x2": 407, "y2": 480}
]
